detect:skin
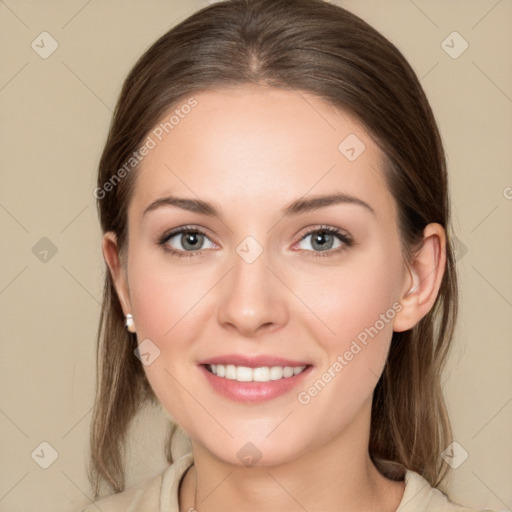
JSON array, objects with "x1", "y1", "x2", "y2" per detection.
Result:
[{"x1": 103, "y1": 84, "x2": 446, "y2": 512}]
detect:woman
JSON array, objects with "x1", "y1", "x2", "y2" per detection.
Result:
[{"x1": 81, "y1": 0, "x2": 494, "y2": 510}]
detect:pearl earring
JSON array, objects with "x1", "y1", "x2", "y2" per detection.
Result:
[{"x1": 125, "y1": 313, "x2": 136, "y2": 333}]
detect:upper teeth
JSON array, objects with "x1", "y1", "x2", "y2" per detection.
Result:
[{"x1": 209, "y1": 364, "x2": 307, "y2": 382}]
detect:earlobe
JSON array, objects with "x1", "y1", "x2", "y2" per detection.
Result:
[
  {"x1": 393, "y1": 223, "x2": 447, "y2": 333},
  {"x1": 101, "y1": 231, "x2": 133, "y2": 318}
]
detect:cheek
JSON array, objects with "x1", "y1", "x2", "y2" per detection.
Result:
[
  {"x1": 300, "y1": 247, "x2": 401, "y2": 342},
  {"x1": 297, "y1": 245, "x2": 402, "y2": 390},
  {"x1": 291, "y1": 275, "x2": 399, "y2": 432},
  {"x1": 126, "y1": 254, "x2": 207, "y2": 427},
  {"x1": 128, "y1": 250, "x2": 210, "y2": 340}
]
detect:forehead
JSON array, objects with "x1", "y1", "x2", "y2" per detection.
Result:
[{"x1": 129, "y1": 85, "x2": 396, "y2": 223}]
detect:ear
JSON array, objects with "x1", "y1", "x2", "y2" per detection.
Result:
[
  {"x1": 102, "y1": 231, "x2": 133, "y2": 318},
  {"x1": 393, "y1": 223, "x2": 447, "y2": 332}
]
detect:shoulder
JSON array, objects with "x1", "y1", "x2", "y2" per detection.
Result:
[
  {"x1": 76, "y1": 452, "x2": 194, "y2": 512},
  {"x1": 400, "y1": 469, "x2": 497, "y2": 512}
]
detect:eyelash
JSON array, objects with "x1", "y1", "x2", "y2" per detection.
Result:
[{"x1": 157, "y1": 224, "x2": 354, "y2": 259}]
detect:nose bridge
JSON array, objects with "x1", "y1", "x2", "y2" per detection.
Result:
[{"x1": 216, "y1": 237, "x2": 288, "y2": 336}]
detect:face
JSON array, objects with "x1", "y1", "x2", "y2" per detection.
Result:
[{"x1": 110, "y1": 85, "x2": 412, "y2": 466}]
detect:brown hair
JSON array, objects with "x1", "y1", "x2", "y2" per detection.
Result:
[{"x1": 89, "y1": 0, "x2": 458, "y2": 498}]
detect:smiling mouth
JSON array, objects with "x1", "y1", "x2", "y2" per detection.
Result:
[{"x1": 204, "y1": 363, "x2": 310, "y2": 382}]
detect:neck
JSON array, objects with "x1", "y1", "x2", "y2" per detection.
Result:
[{"x1": 179, "y1": 400, "x2": 405, "y2": 512}]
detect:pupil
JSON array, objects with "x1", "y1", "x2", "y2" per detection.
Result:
[
  {"x1": 313, "y1": 231, "x2": 333, "y2": 250},
  {"x1": 183, "y1": 232, "x2": 201, "y2": 250}
]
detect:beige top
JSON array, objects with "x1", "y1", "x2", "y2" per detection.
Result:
[{"x1": 77, "y1": 452, "x2": 492, "y2": 512}]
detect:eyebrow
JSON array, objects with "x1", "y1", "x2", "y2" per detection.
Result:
[{"x1": 142, "y1": 192, "x2": 375, "y2": 218}]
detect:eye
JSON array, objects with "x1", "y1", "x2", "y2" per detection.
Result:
[
  {"x1": 158, "y1": 226, "x2": 216, "y2": 258},
  {"x1": 294, "y1": 226, "x2": 353, "y2": 257},
  {"x1": 158, "y1": 224, "x2": 353, "y2": 259}
]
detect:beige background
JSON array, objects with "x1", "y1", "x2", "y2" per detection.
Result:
[{"x1": 0, "y1": 0, "x2": 511, "y2": 511}]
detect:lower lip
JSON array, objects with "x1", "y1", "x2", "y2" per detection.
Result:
[{"x1": 199, "y1": 364, "x2": 313, "y2": 403}]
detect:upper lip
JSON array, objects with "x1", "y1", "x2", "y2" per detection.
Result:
[{"x1": 198, "y1": 354, "x2": 311, "y2": 368}]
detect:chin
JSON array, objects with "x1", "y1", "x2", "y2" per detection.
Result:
[{"x1": 191, "y1": 427, "x2": 311, "y2": 468}]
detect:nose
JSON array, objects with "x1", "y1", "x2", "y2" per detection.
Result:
[{"x1": 216, "y1": 246, "x2": 289, "y2": 338}]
